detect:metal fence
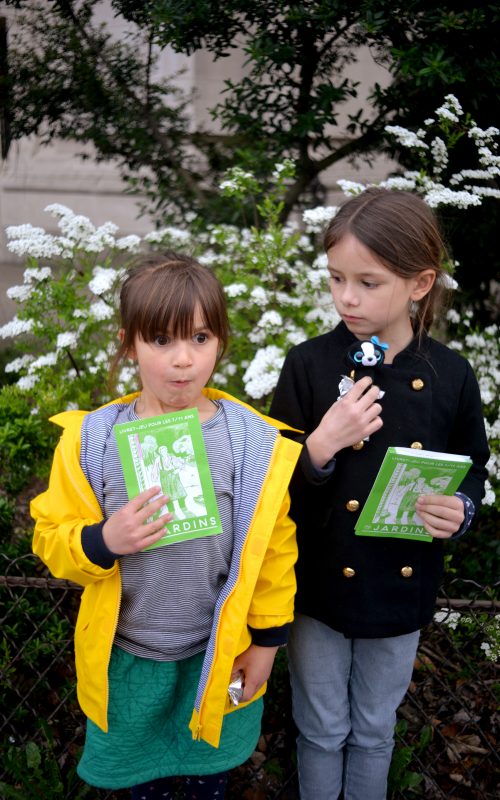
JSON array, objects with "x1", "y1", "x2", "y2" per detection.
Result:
[{"x1": 1, "y1": 553, "x2": 498, "y2": 799}]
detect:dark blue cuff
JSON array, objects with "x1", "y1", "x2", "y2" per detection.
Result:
[
  {"x1": 450, "y1": 492, "x2": 476, "y2": 540},
  {"x1": 248, "y1": 624, "x2": 290, "y2": 647},
  {"x1": 81, "y1": 521, "x2": 118, "y2": 569},
  {"x1": 301, "y1": 445, "x2": 336, "y2": 485}
]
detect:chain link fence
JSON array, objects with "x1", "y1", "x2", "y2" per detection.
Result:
[{"x1": 1, "y1": 553, "x2": 498, "y2": 799}]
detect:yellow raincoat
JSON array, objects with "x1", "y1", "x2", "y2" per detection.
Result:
[{"x1": 31, "y1": 389, "x2": 301, "y2": 748}]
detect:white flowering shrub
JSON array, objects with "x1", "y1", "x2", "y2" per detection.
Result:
[
  {"x1": 0, "y1": 97, "x2": 498, "y2": 505},
  {"x1": 0, "y1": 204, "x2": 141, "y2": 410},
  {"x1": 147, "y1": 161, "x2": 339, "y2": 403},
  {"x1": 434, "y1": 609, "x2": 500, "y2": 663},
  {"x1": 0, "y1": 165, "x2": 338, "y2": 414},
  {"x1": 337, "y1": 94, "x2": 500, "y2": 210},
  {"x1": 445, "y1": 314, "x2": 500, "y2": 508}
]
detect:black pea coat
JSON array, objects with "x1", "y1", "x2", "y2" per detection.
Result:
[{"x1": 269, "y1": 322, "x2": 490, "y2": 638}]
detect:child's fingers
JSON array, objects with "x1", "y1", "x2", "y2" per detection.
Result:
[
  {"x1": 142, "y1": 508, "x2": 173, "y2": 536},
  {"x1": 103, "y1": 490, "x2": 173, "y2": 554},
  {"x1": 416, "y1": 494, "x2": 464, "y2": 518},
  {"x1": 416, "y1": 494, "x2": 464, "y2": 538},
  {"x1": 136, "y1": 493, "x2": 170, "y2": 523},
  {"x1": 343, "y1": 379, "x2": 382, "y2": 411},
  {"x1": 131, "y1": 486, "x2": 162, "y2": 506},
  {"x1": 346, "y1": 375, "x2": 374, "y2": 399},
  {"x1": 125, "y1": 509, "x2": 173, "y2": 552}
]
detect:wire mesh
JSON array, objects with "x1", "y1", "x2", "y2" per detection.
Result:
[{"x1": 1, "y1": 555, "x2": 498, "y2": 799}]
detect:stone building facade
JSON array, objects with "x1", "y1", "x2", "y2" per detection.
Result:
[{"x1": 0, "y1": 4, "x2": 395, "y2": 325}]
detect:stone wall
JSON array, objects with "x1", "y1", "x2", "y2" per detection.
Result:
[{"x1": 0, "y1": 4, "x2": 395, "y2": 325}]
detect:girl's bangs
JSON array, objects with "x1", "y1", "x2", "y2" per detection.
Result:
[{"x1": 138, "y1": 286, "x2": 206, "y2": 342}]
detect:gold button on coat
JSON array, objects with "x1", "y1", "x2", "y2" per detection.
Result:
[
  {"x1": 343, "y1": 567, "x2": 356, "y2": 578},
  {"x1": 401, "y1": 566, "x2": 413, "y2": 578},
  {"x1": 352, "y1": 440, "x2": 364, "y2": 451},
  {"x1": 411, "y1": 378, "x2": 425, "y2": 391},
  {"x1": 410, "y1": 441, "x2": 423, "y2": 449},
  {"x1": 346, "y1": 499, "x2": 360, "y2": 512}
]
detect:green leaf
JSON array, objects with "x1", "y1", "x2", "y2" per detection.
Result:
[{"x1": 25, "y1": 741, "x2": 41, "y2": 770}]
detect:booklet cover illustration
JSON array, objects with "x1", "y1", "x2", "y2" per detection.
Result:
[
  {"x1": 114, "y1": 408, "x2": 222, "y2": 549},
  {"x1": 355, "y1": 446, "x2": 472, "y2": 542}
]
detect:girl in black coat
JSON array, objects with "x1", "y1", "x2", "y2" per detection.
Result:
[{"x1": 270, "y1": 188, "x2": 489, "y2": 800}]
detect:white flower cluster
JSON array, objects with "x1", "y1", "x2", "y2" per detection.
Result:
[
  {"x1": 88, "y1": 265, "x2": 119, "y2": 295},
  {"x1": 7, "y1": 228, "x2": 67, "y2": 259},
  {"x1": 144, "y1": 227, "x2": 191, "y2": 245},
  {"x1": 434, "y1": 94, "x2": 463, "y2": 123},
  {"x1": 482, "y1": 480, "x2": 496, "y2": 506},
  {"x1": 4, "y1": 354, "x2": 34, "y2": 373},
  {"x1": 446, "y1": 320, "x2": 499, "y2": 504},
  {"x1": 0, "y1": 316, "x2": 34, "y2": 339},
  {"x1": 425, "y1": 188, "x2": 482, "y2": 209},
  {"x1": 30, "y1": 352, "x2": 58, "y2": 370},
  {"x1": 430, "y1": 137, "x2": 448, "y2": 173},
  {"x1": 336, "y1": 180, "x2": 366, "y2": 196},
  {"x1": 25, "y1": 266, "x2": 53, "y2": 283},
  {"x1": 257, "y1": 310, "x2": 283, "y2": 329},
  {"x1": 89, "y1": 299, "x2": 114, "y2": 321},
  {"x1": 225, "y1": 283, "x2": 248, "y2": 298},
  {"x1": 437, "y1": 273, "x2": 459, "y2": 290},
  {"x1": 243, "y1": 345, "x2": 285, "y2": 400},
  {"x1": 249, "y1": 286, "x2": 269, "y2": 307},
  {"x1": 379, "y1": 176, "x2": 418, "y2": 192},
  {"x1": 480, "y1": 635, "x2": 500, "y2": 663},
  {"x1": 56, "y1": 331, "x2": 78, "y2": 349},
  {"x1": 434, "y1": 609, "x2": 461, "y2": 629},
  {"x1": 6, "y1": 205, "x2": 143, "y2": 261},
  {"x1": 0, "y1": 206, "x2": 143, "y2": 393},
  {"x1": 333, "y1": 96, "x2": 498, "y2": 209},
  {"x1": 446, "y1": 309, "x2": 461, "y2": 324},
  {"x1": 116, "y1": 364, "x2": 138, "y2": 395},
  {"x1": 302, "y1": 206, "x2": 338, "y2": 233},
  {"x1": 219, "y1": 167, "x2": 256, "y2": 195},
  {"x1": 116, "y1": 235, "x2": 141, "y2": 251},
  {"x1": 6, "y1": 284, "x2": 32, "y2": 302},
  {"x1": 384, "y1": 126, "x2": 428, "y2": 149},
  {"x1": 271, "y1": 159, "x2": 295, "y2": 180},
  {"x1": 434, "y1": 609, "x2": 499, "y2": 663}
]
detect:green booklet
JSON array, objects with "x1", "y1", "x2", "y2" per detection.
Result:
[
  {"x1": 114, "y1": 408, "x2": 222, "y2": 549},
  {"x1": 355, "y1": 446, "x2": 472, "y2": 542}
]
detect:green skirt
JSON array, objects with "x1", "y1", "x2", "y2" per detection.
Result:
[{"x1": 77, "y1": 646, "x2": 263, "y2": 790}]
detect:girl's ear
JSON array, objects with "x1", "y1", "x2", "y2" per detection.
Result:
[{"x1": 411, "y1": 269, "x2": 436, "y2": 301}]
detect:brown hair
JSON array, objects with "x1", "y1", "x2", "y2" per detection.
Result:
[
  {"x1": 323, "y1": 188, "x2": 450, "y2": 336},
  {"x1": 113, "y1": 251, "x2": 230, "y2": 370}
]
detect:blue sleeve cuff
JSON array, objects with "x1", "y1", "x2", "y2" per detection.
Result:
[
  {"x1": 300, "y1": 445, "x2": 336, "y2": 485},
  {"x1": 81, "y1": 521, "x2": 119, "y2": 568},
  {"x1": 450, "y1": 492, "x2": 476, "y2": 540},
  {"x1": 248, "y1": 624, "x2": 290, "y2": 647}
]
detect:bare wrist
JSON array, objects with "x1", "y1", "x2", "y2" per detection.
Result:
[{"x1": 306, "y1": 429, "x2": 337, "y2": 469}]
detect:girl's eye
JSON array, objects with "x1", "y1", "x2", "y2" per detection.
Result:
[
  {"x1": 362, "y1": 281, "x2": 378, "y2": 289},
  {"x1": 154, "y1": 334, "x2": 171, "y2": 346},
  {"x1": 329, "y1": 274, "x2": 342, "y2": 283},
  {"x1": 193, "y1": 332, "x2": 209, "y2": 344}
]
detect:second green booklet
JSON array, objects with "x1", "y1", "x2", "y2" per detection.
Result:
[
  {"x1": 114, "y1": 407, "x2": 222, "y2": 549},
  {"x1": 355, "y1": 446, "x2": 472, "y2": 542}
]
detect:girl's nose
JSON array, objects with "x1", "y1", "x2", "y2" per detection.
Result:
[
  {"x1": 342, "y1": 284, "x2": 359, "y2": 306},
  {"x1": 172, "y1": 342, "x2": 193, "y2": 367}
]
